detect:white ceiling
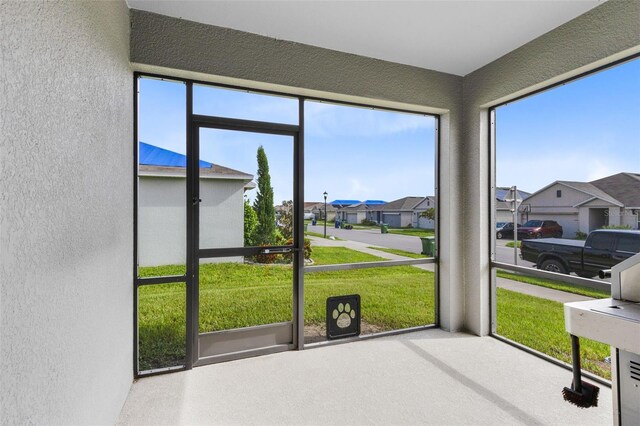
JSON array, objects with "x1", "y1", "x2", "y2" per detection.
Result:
[{"x1": 127, "y1": 0, "x2": 603, "y2": 76}]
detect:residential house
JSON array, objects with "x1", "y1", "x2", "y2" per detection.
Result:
[
  {"x1": 138, "y1": 142, "x2": 254, "y2": 265},
  {"x1": 520, "y1": 172, "x2": 640, "y2": 238},
  {"x1": 495, "y1": 187, "x2": 531, "y2": 224},
  {"x1": 308, "y1": 202, "x2": 338, "y2": 221},
  {"x1": 369, "y1": 196, "x2": 435, "y2": 228},
  {"x1": 335, "y1": 200, "x2": 386, "y2": 224}
]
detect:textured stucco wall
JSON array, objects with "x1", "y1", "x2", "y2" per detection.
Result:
[
  {"x1": 0, "y1": 1, "x2": 133, "y2": 424},
  {"x1": 129, "y1": 10, "x2": 466, "y2": 332},
  {"x1": 461, "y1": 0, "x2": 640, "y2": 335}
]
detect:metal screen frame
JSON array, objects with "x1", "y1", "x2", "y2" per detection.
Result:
[
  {"x1": 487, "y1": 52, "x2": 640, "y2": 383},
  {"x1": 133, "y1": 71, "x2": 441, "y2": 377}
]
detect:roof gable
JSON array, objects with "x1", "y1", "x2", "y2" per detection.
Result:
[
  {"x1": 590, "y1": 173, "x2": 640, "y2": 207},
  {"x1": 524, "y1": 180, "x2": 622, "y2": 206}
]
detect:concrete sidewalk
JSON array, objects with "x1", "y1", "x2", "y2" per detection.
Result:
[{"x1": 307, "y1": 235, "x2": 594, "y2": 304}]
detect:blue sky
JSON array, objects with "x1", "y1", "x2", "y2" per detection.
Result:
[
  {"x1": 496, "y1": 57, "x2": 640, "y2": 194},
  {"x1": 139, "y1": 78, "x2": 435, "y2": 204},
  {"x1": 139, "y1": 56, "x2": 638, "y2": 202}
]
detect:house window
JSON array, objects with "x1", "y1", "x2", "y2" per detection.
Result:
[{"x1": 556, "y1": 190, "x2": 562, "y2": 198}]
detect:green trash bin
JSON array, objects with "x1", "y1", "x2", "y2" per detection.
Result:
[
  {"x1": 380, "y1": 224, "x2": 389, "y2": 234},
  {"x1": 420, "y1": 236, "x2": 435, "y2": 256}
]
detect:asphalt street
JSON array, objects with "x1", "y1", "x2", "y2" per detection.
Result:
[
  {"x1": 308, "y1": 224, "x2": 423, "y2": 253},
  {"x1": 307, "y1": 224, "x2": 532, "y2": 266}
]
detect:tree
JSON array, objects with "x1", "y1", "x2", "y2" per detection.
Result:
[
  {"x1": 243, "y1": 197, "x2": 258, "y2": 246},
  {"x1": 279, "y1": 200, "x2": 294, "y2": 240},
  {"x1": 252, "y1": 146, "x2": 276, "y2": 245},
  {"x1": 420, "y1": 207, "x2": 435, "y2": 221}
]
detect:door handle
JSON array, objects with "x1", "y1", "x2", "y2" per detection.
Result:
[
  {"x1": 192, "y1": 197, "x2": 202, "y2": 205},
  {"x1": 260, "y1": 248, "x2": 293, "y2": 254}
]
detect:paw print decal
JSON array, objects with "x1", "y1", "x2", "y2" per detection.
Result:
[
  {"x1": 326, "y1": 294, "x2": 360, "y2": 339},
  {"x1": 332, "y1": 302, "x2": 356, "y2": 329}
]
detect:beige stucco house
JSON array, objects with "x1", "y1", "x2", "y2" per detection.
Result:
[{"x1": 520, "y1": 172, "x2": 640, "y2": 238}]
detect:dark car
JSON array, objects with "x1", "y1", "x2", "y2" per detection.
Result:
[
  {"x1": 517, "y1": 220, "x2": 563, "y2": 239},
  {"x1": 496, "y1": 222, "x2": 520, "y2": 239},
  {"x1": 521, "y1": 229, "x2": 640, "y2": 278}
]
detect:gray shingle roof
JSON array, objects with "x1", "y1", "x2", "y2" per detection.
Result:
[
  {"x1": 590, "y1": 173, "x2": 640, "y2": 207},
  {"x1": 379, "y1": 196, "x2": 425, "y2": 211}
]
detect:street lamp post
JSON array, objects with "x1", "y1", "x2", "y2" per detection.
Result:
[{"x1": 323, "y1": 191, "x2": 328, "y2": 238}]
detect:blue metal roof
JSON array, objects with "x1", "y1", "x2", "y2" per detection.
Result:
[
  {"x1": 139, "y1": 142, "x2": 212, "y2": 168},
  {"x1": 363, "y1": 200, "x2": 386, "y2": 205},
  {"x1": 329, "y1": 199, "x2": 361, "y2": 207}
]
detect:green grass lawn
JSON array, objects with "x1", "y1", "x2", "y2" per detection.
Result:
[
  {"x1": 388, "y1": 228, "x2": 434, "y2": 238},
  {"x1": 496, "y1": 270, "x2": 609, "y2": 299},
  {"x1": 497, "y1": 288, "x2": 610, "y2": 379},
  {"x1": 505, "y1": 241, "x2": 521, "y2": 248},
  {"x1": 138, "y1": 247, "x2": 435, "y2": 371},
  {"x1": 137, "y1": 251, "x2": 611, "y2": 378},
  {"x1": 312, "y1": 246, "x2": 384, "y2": 264},
  {"x1": 366, "y1": 246, "x2": 426, "y2": 259},
  {"x1": 305, "y1": 230, "x2": 343, "y2": 240}
]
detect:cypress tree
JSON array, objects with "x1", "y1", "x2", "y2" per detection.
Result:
[{"x1": 252, "y1": 146, "x2": 276, "y2": 245}]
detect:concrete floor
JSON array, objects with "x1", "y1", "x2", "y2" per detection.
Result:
[{"x1": 118, "y1": 329, "x2": 612, "y2": 425}]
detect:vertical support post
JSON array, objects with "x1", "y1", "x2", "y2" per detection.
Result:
[
  {"x1": 512, "y1": 185, "x2": 518, "y2": 266},
  {"x1": 488, "y1": 109, "x2": 496, "y2": 334},
  {"x1": 293, "y1": 99, "x2": 305, "y2": 350},
  {"x1": 185, "y1": 82, "x2": 197, "y2": 369},
  {"x1": 132, "y1": 74, "x2": 140, "y2": 376}
]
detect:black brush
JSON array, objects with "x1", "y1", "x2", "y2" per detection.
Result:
[{"x1": 562, "y1": 334, "x2": 600, "y2": 408}]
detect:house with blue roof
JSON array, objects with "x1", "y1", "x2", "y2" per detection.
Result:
[{"x1": 138, "y1": 142, "x2": 255, "y2": 266}]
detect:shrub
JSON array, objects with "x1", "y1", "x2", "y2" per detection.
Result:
[
  {"x1": 602, "y1": 225, "x2": 632, "y2": 230},
  {"x1": 360, "y1": 218, "x2": 377, "y2": 226},
  {"x1": 284, "y1": 238, "x2": 312, "y2": 261},
  {"x1": 575, "y1": 231, "x2": 588, "y2": 240},
  {"x1": 252, "y1": 244, "x2": 278, "y2": 264},
  {"x1": 243, "y1": 199, "x2": 258, "y2": 246}
]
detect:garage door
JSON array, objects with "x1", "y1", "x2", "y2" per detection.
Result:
[
  {"x1": 346, "y1": 213, "x2": 358, "y2": 224},
  {"x1": 382, "y1": 213, "x2": 401, "y2": 227}
]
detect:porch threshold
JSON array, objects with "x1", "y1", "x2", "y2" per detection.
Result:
[{"x1": 118, "y1": 329, "x2": 611, "y2": 425}]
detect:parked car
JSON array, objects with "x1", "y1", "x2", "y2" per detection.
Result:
[
  {"x1": 496, "y1": 222, "x2": 520, "y2": 239},
  {"x1": 520, "y1": 229, "x2": 640, "y2": 278},
  {"x1": 517, "y1": 220, "x2": 563, "y2": 239}
]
